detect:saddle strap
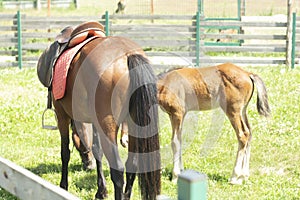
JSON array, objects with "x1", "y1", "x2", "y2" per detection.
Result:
[{"x1": 47, "y1": 87, "x2": 52, "y2": 109}]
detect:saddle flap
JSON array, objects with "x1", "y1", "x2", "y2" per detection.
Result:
[{"x1": 37, "y1": 41, "x2": 62, "y2": 88}]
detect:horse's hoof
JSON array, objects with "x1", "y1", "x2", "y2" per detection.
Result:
[
  {"x1": 122, "y1": 193, "x2": 131, "y2": 200},
  {"x1": 95, "y1": 189, "x2": 108, "y2": 199},
  {"x1": 59, "y1": 182, "x2": 68, "y2": 190},
  {"x1": 84, "y1": 159, "x2": 96, "y2": 171}
]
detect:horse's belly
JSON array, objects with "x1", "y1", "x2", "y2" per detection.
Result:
[
  {"x1": 72, "y1": 96, "x2": 92, "y2": 122},
  {"x1": 70, "y1": 73, "x2": 94, "y2": 122},
  {"x1": 188, "y1": 97, "x2": 217, "y2": 111}
]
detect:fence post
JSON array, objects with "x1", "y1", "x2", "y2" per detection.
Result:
[
  {"x1": 105, "y1": 11, "x2": 110, "y2": 36},
  {"x1": 196, "y1": 11, "x2": 200, "y2": 67},
  {"x1": 197, "y1": 0, "x2": 203, "y2": 14},
  {"x1": 286, "y1": 0, "x2": 295, "y2": 68},
  {"x1": 237, "y1": 0, "x2": 241, "y2": 20},
  {"x1": 17, "y1": 10, "x2": 22, "y2": 69},
  {"x1": 178, "y1": 170, "x2": 207, "y2": 200},
  {"x1": 291, "y1": 12, "x2": 296, "y2": 69}
]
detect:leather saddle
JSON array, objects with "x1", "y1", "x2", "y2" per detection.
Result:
[
  {"x1": 37, "y1": 21, "x2": 106, "y2": 88},
  {"x1": 57, "y1": 21, "x2": 106, "y2": 47}
]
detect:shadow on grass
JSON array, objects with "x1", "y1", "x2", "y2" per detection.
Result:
[
  {"x1": 74, "y1": 173, "x2": 98, "y2": 190},
  {"x1": 162, "y1": 166, "x2": 228, "y2": 183},
  {"x1": 161, "y1": 166, "x2": 173, "y2": 181},
  {"x1": 27, "y1": 162, "x2": 106, "y2": 176},
  {"x1": 207, "y1": 173, "x2": 228, "y2": 183},
  {"x1": 27, "y1": 162, "x2": 110, "y2": 183}
]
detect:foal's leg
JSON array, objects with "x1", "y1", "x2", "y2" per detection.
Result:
[
  {"x1": 227, "y1": 107, "x2": 252, "y2": 185},
  {"x1": 241, "y1": 108, "x2": 252, "y2": 179},
  {"x1": 120, "y1": 122, "x2": 129, "y2": 148},
  {"x1": 170, "y1": 113, "x2": 184, "y2": 182}
]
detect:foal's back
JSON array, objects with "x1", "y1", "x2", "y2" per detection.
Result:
[{"x1": 157, "y1": 63, "x2": 254, "y2": 113}]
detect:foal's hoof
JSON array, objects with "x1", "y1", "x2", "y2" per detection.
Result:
[
  {"x1": 120, "y1": 134, "x2": 128, "y2": 148},
  {"x1": 171, "y1": 176, "x2": 178, "y2": 184},
  {"x1": 171, "y1": 174, "x2": 179, "y2": 184},
  {"x1": 229, "y1": 177, "x2": 243, "y2": 185}
]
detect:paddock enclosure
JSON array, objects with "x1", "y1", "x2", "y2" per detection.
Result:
[
  {"x1": 1, "y1": 0, "x2": 300, "y2": 199},
  {"x1": 0, "y1": 12, "x2": 300, "y2": 68}
]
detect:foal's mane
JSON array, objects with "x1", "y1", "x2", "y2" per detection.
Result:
[{"x1": 157, "y1": 67, "x2": 184, "y2": 80}]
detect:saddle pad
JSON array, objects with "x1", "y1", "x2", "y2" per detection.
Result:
[{"x1": 52, "y1": 36, "x2": 98, "y2": 100}]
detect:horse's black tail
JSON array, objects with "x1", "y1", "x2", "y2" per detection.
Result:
[
  {"x1": 250, "y1": 74, "x2": 271, "y2": 118},
  {"x1": 127, "y1": 54, "x2": 161, "y2": 200}
]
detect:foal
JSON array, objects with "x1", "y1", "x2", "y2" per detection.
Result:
[{"x1": 157, "y1": 63, "x2": 271, "y2": 184}]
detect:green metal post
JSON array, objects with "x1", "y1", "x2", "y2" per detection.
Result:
[
  {"x1": 291, "y1": 12, "x2": 296, "y2": 69},
  {"x1": 178, "y1": 170, "x2": 207, "y2": 200},
  {"x1": 196, "y1": 11, "x2": 200, "y2": 67},
  {"x1": 237, "y1": 0, "x2": 244, "y2": 46},
  {"x1": 237, "y1": 0, "x2": 241, "y2": 20},
  {"x1": 17, "y1": 10, "x2": 22, "y2": 69},
  {"x1": 197, "y1": 0, "x2": 203, "y2": 14},
  {"x1": 105, "y1": 11, "x2": 109, "y2": 36}
]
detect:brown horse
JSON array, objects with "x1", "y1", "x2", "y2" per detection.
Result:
[
  {"x1": 37, "y1": 23, "x2": 160, "y2": 199},
  {"x1": 156, "y1": 63, "x2": 271, "y2": 184}
]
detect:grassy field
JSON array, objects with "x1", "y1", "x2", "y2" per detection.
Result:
[{"x1": 0, "y1": 64, "x2": 299, "y2": 199}]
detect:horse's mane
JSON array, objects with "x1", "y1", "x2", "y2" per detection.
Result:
[{"x1": 157, "y1": 67, "x2": 184, "y2": 80}]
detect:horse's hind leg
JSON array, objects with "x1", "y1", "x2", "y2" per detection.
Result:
[
  {"x1": 55, "y1": 107, "x2": 71, "y2": 190},
  {"x1": 227, "y1": 106, "x2": 252, "y2": 185},
  {"x1": 83, "y1": 124, "x2": 108, "y2": 199},
  {"x1": 71, "y1": 121, "x2": 96, "y2": 170},
  {"x1": 124, "y1": 141, "x2": 137, "y2": 200},
  {"x1": 96, "y1": 117, "x2": 124, "y2": 200}
]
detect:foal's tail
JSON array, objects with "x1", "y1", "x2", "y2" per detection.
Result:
[
  {"x1": 127, "y1": 54, "x2": 161, "y2": 200},
  {"x1": 250, "y1": 74, "x2": 271, "y2": 117}
]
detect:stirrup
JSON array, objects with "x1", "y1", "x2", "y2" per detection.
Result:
[{"x1": 42, "y1": 108, "x2": 58, "y2": 130}]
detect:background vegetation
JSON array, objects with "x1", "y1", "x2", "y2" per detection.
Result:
[{"x1": 0, "y1": 0, "x2": 291, "y2": 16}]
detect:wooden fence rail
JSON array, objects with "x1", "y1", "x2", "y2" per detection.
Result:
[
  {"x1": 0, "y1": 14, "x2": 18, "y2": 67},
  {"x1": 0, "y1": 12, "x2": 298, "y2": 69},
  {"x1": 0, "y1": 156, "x2": 80, "y2": 200}
]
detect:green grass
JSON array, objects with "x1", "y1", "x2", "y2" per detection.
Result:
[{"x1": 0, "y1": 65, "x2": 300, "y2": 199}]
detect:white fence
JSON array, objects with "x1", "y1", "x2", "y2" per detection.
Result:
[{"x1": 0, "y1": 156, "x2": 80, "y2": 200}]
